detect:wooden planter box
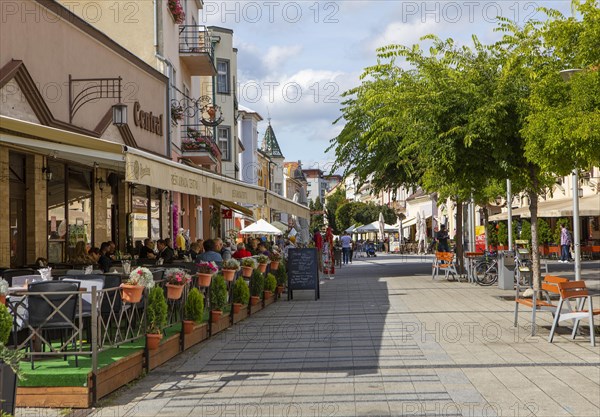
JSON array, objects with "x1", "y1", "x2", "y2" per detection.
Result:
[
  {"x1": 250, "y1": 302, "x2": 263, "y2": 315},
  {"x1": 210, "y1": 312, "x2": 231, "y2": 336},
  {"x1": 148, "y1": 333, "x2": 181, "y2": 371},
  {"x1": 233, "y1": 306, "x2": 248, "y2": 324},
  {"x1": 17, "y1": 386, "x2": 91, "y2": 409},
  {"x1": 95, "y1": 350, "x2": 144, "y2": 400},
  {"x1": 183, "y1": 323, "x2": 209, "y2": 350},
  {"x1": 264, "y1": 293, "x2": 276, "y2": 307}
]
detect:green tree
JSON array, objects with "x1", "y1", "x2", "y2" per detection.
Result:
[
  {"x1": 325, "y1": 187, "x2": 346, "y2": 234},
  {"x1": 310, "y1": 197, "x2": 325, "y2": 232}
]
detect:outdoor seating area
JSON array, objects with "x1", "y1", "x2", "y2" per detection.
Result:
[{"x1": 0, "y1": 256, "x2": 287, "y2": 409}]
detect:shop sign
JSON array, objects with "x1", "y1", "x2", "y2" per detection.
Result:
[
  {"x1": 222, "y1": 209, "x2": 233, "y2": 219},
  {"x1": 133, "y1": 101, "x2": 163, "y2": 136}
]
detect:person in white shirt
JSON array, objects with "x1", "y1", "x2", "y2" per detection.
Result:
[{"x1": 340, "y1": 233, "x2": 352, "y2": 265}]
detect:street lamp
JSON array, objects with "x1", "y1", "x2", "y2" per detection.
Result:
[{"x1": 560, "y1": 68, "x2": 583, "y2": 281}]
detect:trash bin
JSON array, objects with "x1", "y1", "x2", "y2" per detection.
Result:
[{"x1": 498, "y1": 251, "x2": 515, "y2": 290}]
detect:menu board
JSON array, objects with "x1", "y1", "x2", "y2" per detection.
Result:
[{"x1": 287, "y1": 248, "x2": 319, "y2": 300}]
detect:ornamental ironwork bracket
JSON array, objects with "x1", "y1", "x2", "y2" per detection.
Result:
[
  {"x1": 69, "y1": 75, "x2": 123, "y2": 123},
  {"x1": 171, "y1": 95, "x2": 223, "y2": 127}
]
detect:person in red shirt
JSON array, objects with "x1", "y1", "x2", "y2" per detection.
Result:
[{"x1": 232, "y1": 242, "x2": 252, "y2": 259}]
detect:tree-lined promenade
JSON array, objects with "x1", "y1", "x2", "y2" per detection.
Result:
[{"x1": 328, "y1": 0, "x2": 600, "y2": 290}]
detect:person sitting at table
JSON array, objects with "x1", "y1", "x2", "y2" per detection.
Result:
[
  {"x1": 232, "y1": 242, "x2": 252, "y2": 259},
  {"x1": 156, "y1": 239, "x2": 174, "y2": 264},
  {"x1": 257, "y1": 242, "x2": 271, "y2": 257},
  {"x1": 196, "y1": 239, "x2": 222, "y2": 264},
  {"x1": 88, "y1": 247, "x2": 101, "y2": 265},
  {"x1": 70, "y1": 241, "x2": 92, "y2": 265},
  {"x1": 35, "y1": 257, "x2": 48, "y2": 268},
  {"x1": 188, "y1": 242, "x2": 201, "y2": 259},
  {"x1": 98, "y1": 242, "x2": 112, "y2": 273},
  {"x1": 215, "y1": 238, "x2": 231, "y2": 261},
  {"x1": 107, "y1": 241, "x2": 117, "y2": 261},
  {"x1": 139, "y1": 239, "x2": 156, "y2": 259}
]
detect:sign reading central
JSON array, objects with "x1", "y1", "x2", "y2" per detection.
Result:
[{"x1": 133, "y1": 101, "x2": 163, "y2": 136}]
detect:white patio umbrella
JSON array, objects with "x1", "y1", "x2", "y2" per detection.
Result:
[
  {"x1": 239, "y1": 219, "x2": 282, "y2": 235},
  {"x1": 378, "y1": 212, "x2": 385, "y2": 241}
]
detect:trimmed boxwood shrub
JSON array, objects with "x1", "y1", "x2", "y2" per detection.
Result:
[
  {"x1": 249, "y1": 269, "x2": 264, "y2": 297},
  {"x1": 210, "y1": 273, "x2": 228, "y2": 311},
  {"x1": 146, "y1": 287, "x2": 167, "y2": 334},
  {"x1": 265, "y1": 273, "x2": 277, "y2": 293},
  {"x1": 232, "y1": 277, "x2": 250, "y2": 305},
  {"x1": 185, "y1": 288, "x2": 204, "y2": 323}
]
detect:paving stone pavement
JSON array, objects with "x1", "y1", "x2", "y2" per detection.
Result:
[{"x1": 17, "y1": 255, "x2": 600, "y2": 417}]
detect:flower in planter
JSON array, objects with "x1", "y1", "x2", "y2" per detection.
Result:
[
  {"x1": 256, "y1": 254, "x2": 269, "y2": 265},
  {"x1": 125, "y1": 267, "x2": 154, "y2": 288},
  {"x1": 165, "y1": 268, "x2": 190, "y2": 286},
  {"x1": 269, "y1": 251, "x2": 282, "y2": 262},
  {"x1": 0, "y1": 278, "x2": 8, "y2": 295},
  {"x1": 196, "y1": 261, "x2": 218, "y2": 275},
  {"x1": 221, "y1": 258, "x2": 240, "y2": 271},
  {"x1": 240, "y1": 257, "x2": 257, "y2": 269},
  {"x1": 168, "y1": 0, "x2": 185, "y2": 24}
]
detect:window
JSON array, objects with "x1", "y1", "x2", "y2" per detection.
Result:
[
  {"x1": 217, "y1": 60, "x2": 230, "y2": 94},
  {"x1": 218, "y1": 126, "x2": 230, "y2": 161},
  {"x1": 274, "y1": 183, "x2": 282, "y2": 195}
]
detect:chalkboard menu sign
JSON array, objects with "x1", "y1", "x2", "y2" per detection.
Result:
[{"x1": 287, "y1": 248, "x2": 320, "y2": 300}]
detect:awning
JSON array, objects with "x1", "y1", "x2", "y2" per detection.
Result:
[
  {"x1": 212, "y1": 199, "x2": 254, "y2": 217},
  {"x1": 266, "y1": 190, "x2": 310, "y2": 219},
  {"x1": 488, "y1": 206, "x2": 529, "y2": 221},
  {"x1": 521, "y1": 195, "x2": 600, "y2": 218}
]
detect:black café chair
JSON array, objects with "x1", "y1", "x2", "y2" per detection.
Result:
[
  {"x1": 2, "y1": 269, "x2": 37, "y2": 286},
  {"x1": 27, "y1": 280, "x2": 80, "y2": 369}
]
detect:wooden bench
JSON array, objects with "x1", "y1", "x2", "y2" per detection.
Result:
[
  {"x1": 548, "y1": 280, "x2": 600, "y2": 346},
  {"x1": 514, "y1": 275, "x2": 570, "y2": 336},
  {"x1": 432, "y1": 252, "x2": 457, "y2": 281}
]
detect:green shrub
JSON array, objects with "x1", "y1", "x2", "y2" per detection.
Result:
[
  {"x1": 0, "y1": 304, "x2": 12, "y2": 345},
  {"x1": 274, "y1": 261, "x2": 287, "y2": 286},
  {"x1": 249, "y1": 269, "x2": 264, "y2": 297},
  {"x1": 146, "y1": 287, "x2": 167, "y2": 334},
  {"x1": 185, "y1": 288, "x2": 204, "y2": 323},
  {"x1": 232, "y1": 277, "x2": 250, "y2": 305},
  {"x1": 210, "y1": 273, "x2": 228, "y2": 311},
  {"x1": 520, "y1": 219, "x2": 531, "y2": 244},
  {"x1": 265, "y1": 273, "x2": 277, "y2": 293},
  {"x1": 497, "y1": 222, "x2": 508, "y2": 246},
  {"x1": 538, "y1": 218, "x2": 553, "y2": 245}
]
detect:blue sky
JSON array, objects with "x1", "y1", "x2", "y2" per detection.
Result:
[{"x1": 201, "y1": 1, "x2": 572, "y2": 173}]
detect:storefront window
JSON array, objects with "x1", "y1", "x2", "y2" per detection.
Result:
[
  {"x1": 67, "y1": 167, "x2": 92, "y2": 261},
  {"x1": 150, "y1": 194, "x2": 161, "y2": 240},
  {"x1": 9, "y1": 152, "x2": 26, "y2": 267},
  {"x1": 47, "y1": 161, "x2": 66, "y2": 263},
  {"x1": 132, "y1": 186, "x2": 149, "y2": 241}
]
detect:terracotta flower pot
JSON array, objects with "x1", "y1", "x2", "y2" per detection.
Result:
[
  {"x1": 270, "y1": 261, "x2": 280, "y2": 271},
  {"x1": 222, "y1": 269, "x2": 236, "y2": 281},
  {"x1": 197, "y1": 273, "x2": 212, "y2": 287},
  {"x1": 166, "y1": 283, "x2": 184, "y2": 300},
  {"x1": 264, "y1": 290, "x2": 273, "y2": 300},
  {"x1": 250, "y1": 295, "x2": 260, "y2": 306},
  {"x1": 183, "y1": 320, "x2": 194, "y2": 335},
  {"x1": 233, "y1": 303, "x2": 242, "y2": 314},
  {"x1": 276, "y1": 285, "x2": 284, "y2": 295},
  {"x1": 120, "y1": 284, "x2": 144, "y2": 303},
  {"x1": 258, "y1": 263, "x2": 267, "y2": 273},
  {"x1": 211, "y1": 310, "x2": 222, "y2": 323},
  {"x1": 241, "y1": 266, "x2": 253, "y2": 278},
  {"x1": 146, "y1": 333, "x2": 162, "y2": 350},
  {"x1": 0, "y1": 294, "x2": 6, "y2": 305}
]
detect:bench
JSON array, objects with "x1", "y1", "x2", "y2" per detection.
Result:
[
  {"x1": 514, "y1": 275, "x2": 570, "y2": 336},
  {"x1": 548, "y1": 280, "x2": 600, "y2": 346},
  {"x1": 432, "y1": 252, "x2": 457, "y2": 281}
]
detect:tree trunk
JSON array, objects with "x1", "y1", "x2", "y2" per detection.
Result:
[
  {"x1": 528, "y1": 167, "x2": 541, "y2": 291},
  {"x1": 455, "y1": 199, "x2": 464, "y2": 273}
]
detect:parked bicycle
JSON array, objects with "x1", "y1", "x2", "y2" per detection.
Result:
[{"x1": 473, "y1": 251, "x2": 498, "y2": 286}]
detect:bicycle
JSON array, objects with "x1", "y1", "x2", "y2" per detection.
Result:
[{"x1": 473, "y1": 251, "x2": 498, "y2": 286}]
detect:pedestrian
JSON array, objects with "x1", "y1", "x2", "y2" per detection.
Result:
[
  {"x1": 436, "y1": 225, "x2": 450, "y2": 252},
  {"x1": 340, "y1": 232, "x2": 352, "y2": 265},
  {"x1": 559, "y1": 224, "x2": 572, "y2": 263},
  {"x1": 156, "y1": 239, "x2": 175, "y2": 264}
]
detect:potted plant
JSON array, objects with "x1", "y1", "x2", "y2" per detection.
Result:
[
  {"x1": 240, "y1": 257, "x2": 257, "y2": 278},
  {"x1": 121, "y1": 267, "x2": 154, "y2": 303},
  {"x1": 0, "y1": 327, "x2": 23, "y2": 417},
  {"x1": 269, "y1": 251, "x2": 282, "y2": 271},
  {"x1": 209, "y1": 273, "x2": 228, "y2": 323},
  {"x1": 0, "y1": 278, "x2": 8, "y2": 305},
  {"x1": 183, "y1": 287, "x2": 204, "y2": 334},
  {"x1": 167, "y1": 0, "x2": 185, "y2": 24},
  {"x1": 249, "y1": 269, "x2": 264, "y2": 306},
  {"x1": 264, "y1": 273, "x2": 277, "y2": 300},
  {"x1": 274, "y1": 262, "x2": 287, "y2": 295},
  {"x1": 164, "y1": 268, "x2": 189, "y2": 300},
  {"x1": 256, "y1": 254, "x2": 269, "y2": 273},
  {"x1": 196, "y1": 261, "x2": 218, "y2": 287},
  {"x1": 221, "y1": 258, "x2": 240, "y2": 282},
  {"x1": 232, "y1": 277, "x2": 250, "y2": 314},
  {"x1": 146, "y1": 286, "x2": 167, "y2": 350}
]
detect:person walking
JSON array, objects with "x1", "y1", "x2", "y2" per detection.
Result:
[
  {"x1": 436, "y1": 224, "x2": 450, "y2": 253},
  {"x1": 340, "y1": 232, "x2": 352, "y2": 265},
  {"x1": 559, "y1": 224, "x2": 572, "y2": 263}
]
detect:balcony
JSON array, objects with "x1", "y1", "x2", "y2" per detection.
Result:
[
  {"x1": 180, "y1": 124, "x2": 221, "y2": 167},
  {"x1": 179, "y1": 25, "x2": 216, "y2": 76}
]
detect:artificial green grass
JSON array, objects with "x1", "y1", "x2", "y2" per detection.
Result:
[{"x1": 18, "y1": 323, "x2": 187, "y2": 387}]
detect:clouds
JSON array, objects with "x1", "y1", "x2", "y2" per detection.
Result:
[{"x1": 263, "y1": 45, "x2": 303, "y2": 72}]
